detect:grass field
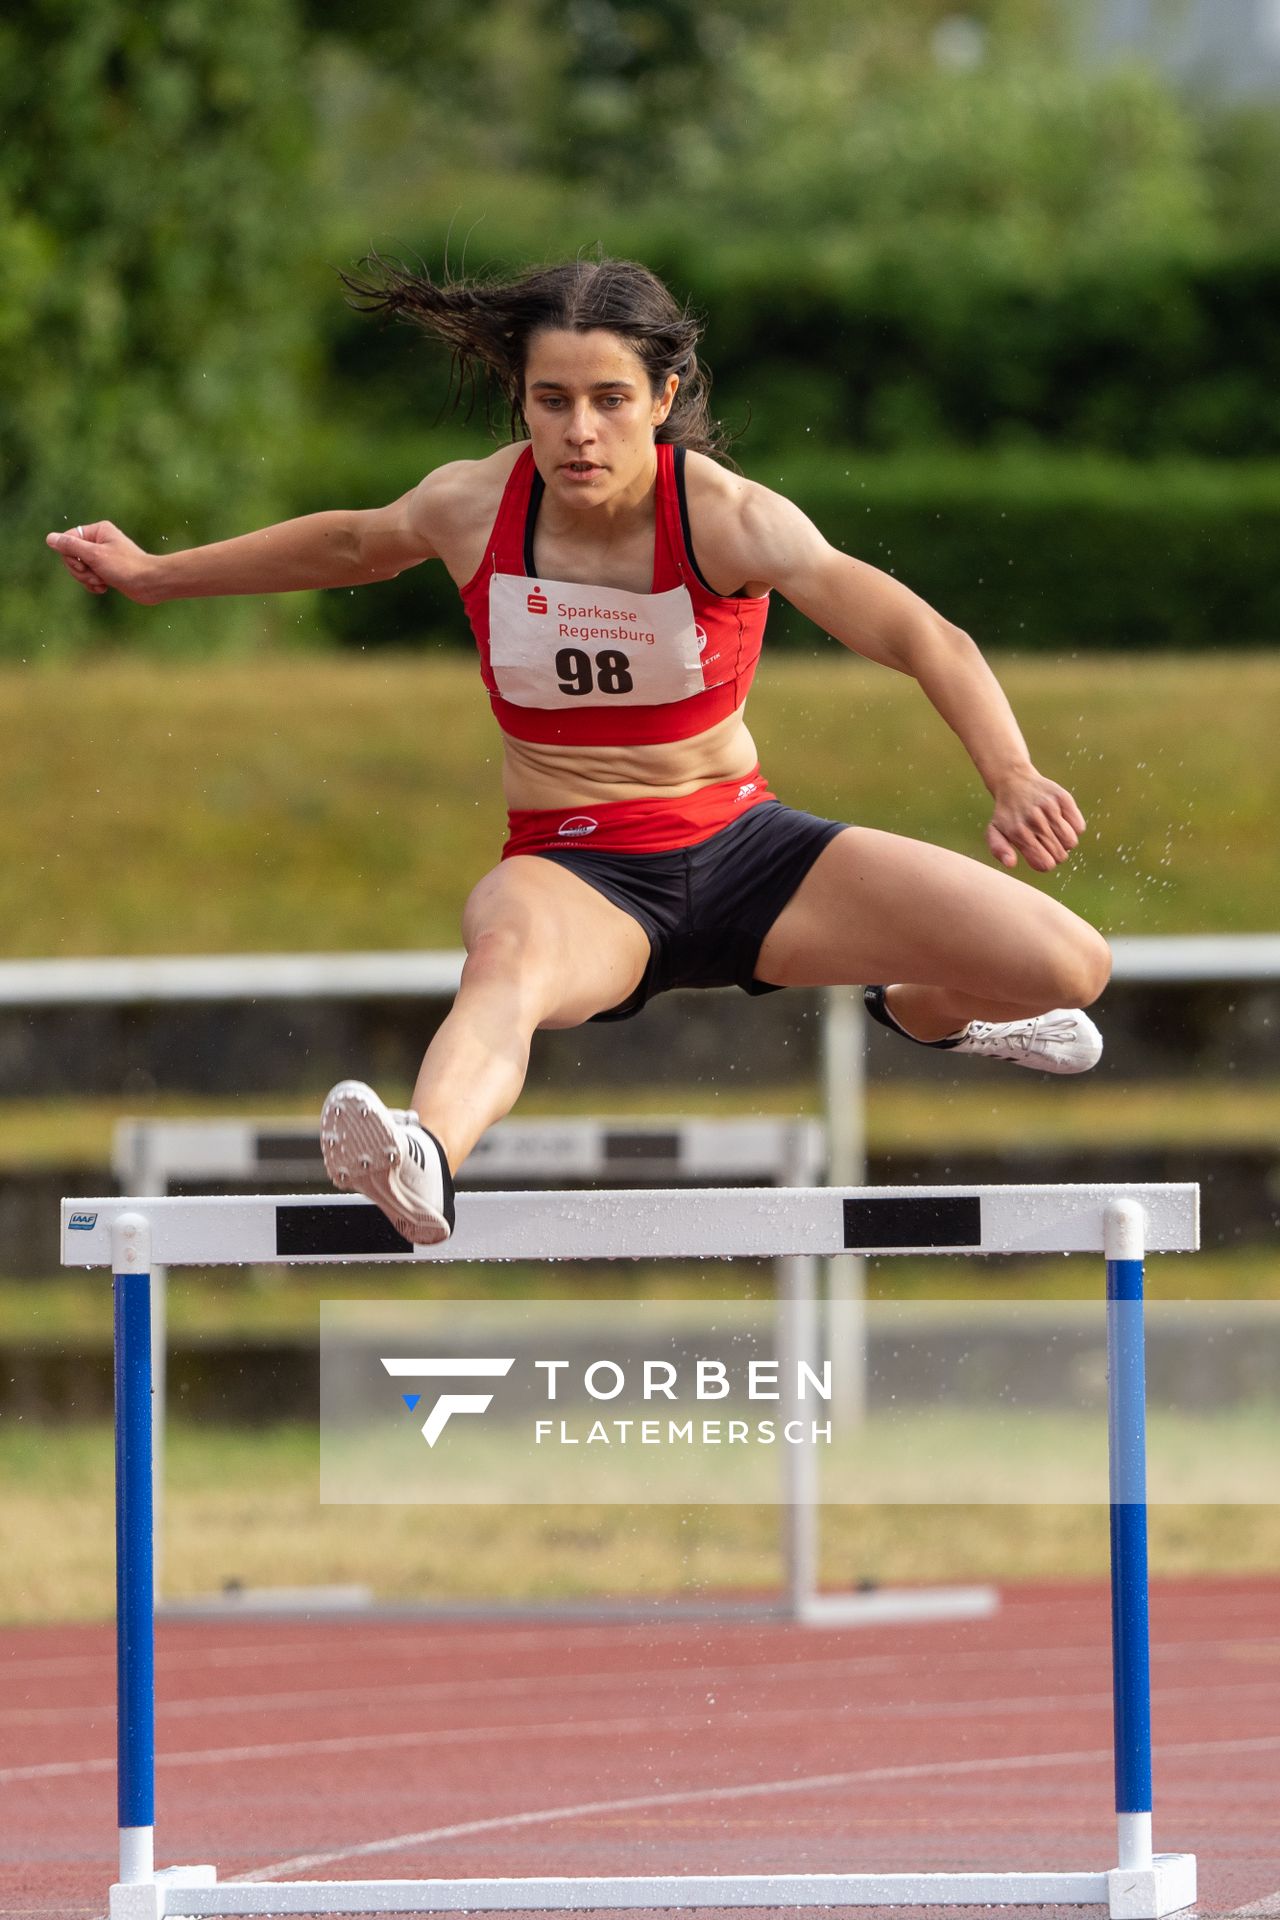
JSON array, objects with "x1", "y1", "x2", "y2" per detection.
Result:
[
  {"x1": 2, "y1": 650, "x2": 1278, "y2": 955},
  {"x1": 2, "y1": 1422, "x2": 1274, "y2": 1625}
]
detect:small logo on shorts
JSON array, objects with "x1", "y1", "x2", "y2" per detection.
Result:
[
  {"x1": 68, "y1": 1211, "x2": 98, "y2": 1231},
  {"x1": 736, "y1": 782, "x2": 758, "y2": 802},
  {"x1": 557, "y1": 816, "x2": 599, "y2": 838},
  {"x1": 527, "y1": 588, "x2": 548, "y2": 615}
]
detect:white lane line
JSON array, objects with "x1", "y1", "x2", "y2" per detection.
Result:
[
  {"x1": 0, "y1": 1636, "x2": 924, "y2": 1688},
  {"x1": 0, "y1": 1649, "x2": 903, "y2": 1724},
  {"x1": 5, "y1": 1620, "x2": 1276, "y2": 1686},
  {"x1": 8, "y1": 1713, "x2": 1274, "y2": 1811},
  {"x1": 9, "y1": 1670, "x2": 1280, "y2": 1735},
  {"x1": 0, "y1": 1701, "x2": 1017, "y2": 1784},
  {"x1": 8, "y1": 1627, "x2": 1276, "y2": 1705},
  {"x1": 8, "y1": 1673, "x2": 1280, "y2": 1785},
  {"x1": 0, "y1": 1638, "x2": 914, "y2": 1691},
  {"x1": 244, "y1": 1733, "x2": 1280, "y2": 1882},
  {"x1": 0, "y1": 1692, "x2": 1138, "y2": 1786},
  {"x1": 0, "y1": 1618, "x2": 825, "y2": 1682}
]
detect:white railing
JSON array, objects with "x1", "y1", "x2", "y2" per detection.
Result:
[
  {"x1": 3, "y1": 932, "x2": 1279, "y2": 1006},
  {"x1": 0, "y1": 950, "x2": 468, "y2": 1004}
]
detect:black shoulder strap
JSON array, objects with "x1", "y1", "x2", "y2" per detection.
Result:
[
  {"x1": 673, "y1": 446, "x2": 717, "y2": 595},
  {"x1": 523, "y1": 467, "x2": 545, "y2": 577}
]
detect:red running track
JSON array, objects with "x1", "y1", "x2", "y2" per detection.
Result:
[{"x1": 1, "y1": 1577, "x2": 1277, "y2": 1920}]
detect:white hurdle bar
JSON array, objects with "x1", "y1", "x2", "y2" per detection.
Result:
[
  {"x1": 66, "y1": 1182, "x2": 1198, "y2": 1267},
  {"x1": 63, "y1": 1182, "x2": 1199, "y2": 1920}
]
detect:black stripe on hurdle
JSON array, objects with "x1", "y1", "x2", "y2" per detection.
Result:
[
  {"x1": 256, "y1": 1132, "x2": 323, "y2": 1165},
  {"x1": 276, "y1": 1203, "x2": 413, "y2": 1257},
  {"x1": 604, "y1": 1131, "x2": 682, "y2": 1164},
  {"x1": 843, "y1": 1195, "x2": 982, "y2": 1249}
]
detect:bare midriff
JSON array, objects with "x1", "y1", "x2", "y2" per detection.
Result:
[{"x1": 499, "y1": 707, "x2": 760, "y2": 811}]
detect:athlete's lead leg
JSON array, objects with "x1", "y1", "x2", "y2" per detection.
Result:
[
  {"x1": 755, "y1": 823, "x2": 1110, "y2": 1065},
  {"x1": 321, "y1": 858, "x2": 651, "y2": 1242},
  {"x1": 410, "y1": 857, "x2": 651, "y2": 1166}
]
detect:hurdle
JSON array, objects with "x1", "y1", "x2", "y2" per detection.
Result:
[
  {"x1": 63, "y1": 1181, "x2": 1199, "y2": 1919},
  {"x1": 112, "y1": 1112, "x2": 987, "y2": 1627}
]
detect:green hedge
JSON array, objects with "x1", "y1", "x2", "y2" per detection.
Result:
[
  {"x1": 765, "y1": 452, "x2": 1280, "y2": 651},
  {"x1": 323, "y1": 232, "x2": 1280, "y2": 462},
  {"x1": 296, "y1": 432, "x2": 1280, "y2": 654},
  {"x1": 690, "y1": 241, "x2": 1280, "y2": 462}
]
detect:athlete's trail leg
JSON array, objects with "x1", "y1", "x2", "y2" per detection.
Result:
[{"x1": 755, "y1": 824, "x2": 1111, "y2": 1038}]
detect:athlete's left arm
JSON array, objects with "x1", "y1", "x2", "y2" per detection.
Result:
[{"x1": 726, "y1": 481, "x2": 1086, "y2": 873}]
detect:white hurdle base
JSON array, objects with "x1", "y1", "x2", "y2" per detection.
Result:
[
  {"x1": 156, "y1": 1584, "x2": 999, "y2": 1627},
  {"x1": 110, "y1": 1859, "x2": 1198, "y2": 1918},
  {"x1": 797, "y1": 1583, "x2": 999, "y2": 1628},
  {"x1": 158, "y1": 1584, "x2": 374, "y2": 1616}
]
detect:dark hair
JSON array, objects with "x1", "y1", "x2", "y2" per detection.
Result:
[{"x1": 337, "y1": 251, "x2": 732, "y2": 459}]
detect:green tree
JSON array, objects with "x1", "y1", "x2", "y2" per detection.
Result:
[{"x1": 1, "y1": 0, "x2": 316, "y2": 657}]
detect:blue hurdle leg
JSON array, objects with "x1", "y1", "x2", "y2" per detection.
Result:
[
  {"x1": 113, "y1": 1213, "x2": 156, "y2": 1886},
  {"x1": 1105, "y1": 1198, "x2": 1153, "y2": 1873}
]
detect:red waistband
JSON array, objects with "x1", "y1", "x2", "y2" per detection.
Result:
[{"x1": 502, "y1": 769, "x2": 775, "y2": 857}]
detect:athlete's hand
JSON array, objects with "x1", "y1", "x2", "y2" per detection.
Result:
[
  {"x1": 45, "y1": 521, "x2": 157, "y2": 602},
  {"x1": 986, "y1": 769, "x2": 1085, "y2": 873}
]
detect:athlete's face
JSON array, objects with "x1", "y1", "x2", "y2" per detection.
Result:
[{"x1": 523, "y1": 328, "x2": 678, "y2": 505}]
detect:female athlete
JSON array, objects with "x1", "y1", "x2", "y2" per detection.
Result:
[{"x1": 46, "y1": 254, "x2": 1110, "y2": 1247}]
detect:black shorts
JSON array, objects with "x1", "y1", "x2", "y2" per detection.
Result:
[{"x1": 534, "y1": 800, "x2": 846, "y2": 1021}]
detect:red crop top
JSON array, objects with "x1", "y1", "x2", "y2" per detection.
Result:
[{"x1": 458, "y1": 442, "x2": 769, "y2": 746}]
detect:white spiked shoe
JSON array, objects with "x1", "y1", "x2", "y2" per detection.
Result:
[
  {"x1": 320, "y1": 1079, "x2": 455, "y2": 1245},
  {"x1": 865, "y1": 986, "x2": 1103, "y2": 1076}
]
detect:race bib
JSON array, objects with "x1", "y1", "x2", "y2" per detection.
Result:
[{"x1": 488, "y1": 574, "x2": 709, "y2": 710}]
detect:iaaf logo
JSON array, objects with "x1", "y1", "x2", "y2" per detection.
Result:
[
  {"x1": 382, "y1": 1357, "x2": 514, "y2": 1446},
  {"x1": 527, "y1": 587, "x2": 548, "y2": 615},
  {"x1": 556, "y1": 816, "x2": 598, "y2": 838}
]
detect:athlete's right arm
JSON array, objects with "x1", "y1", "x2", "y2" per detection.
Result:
[{"x1": 43, "y1": 463, "x2": 464, "y2": 605}]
